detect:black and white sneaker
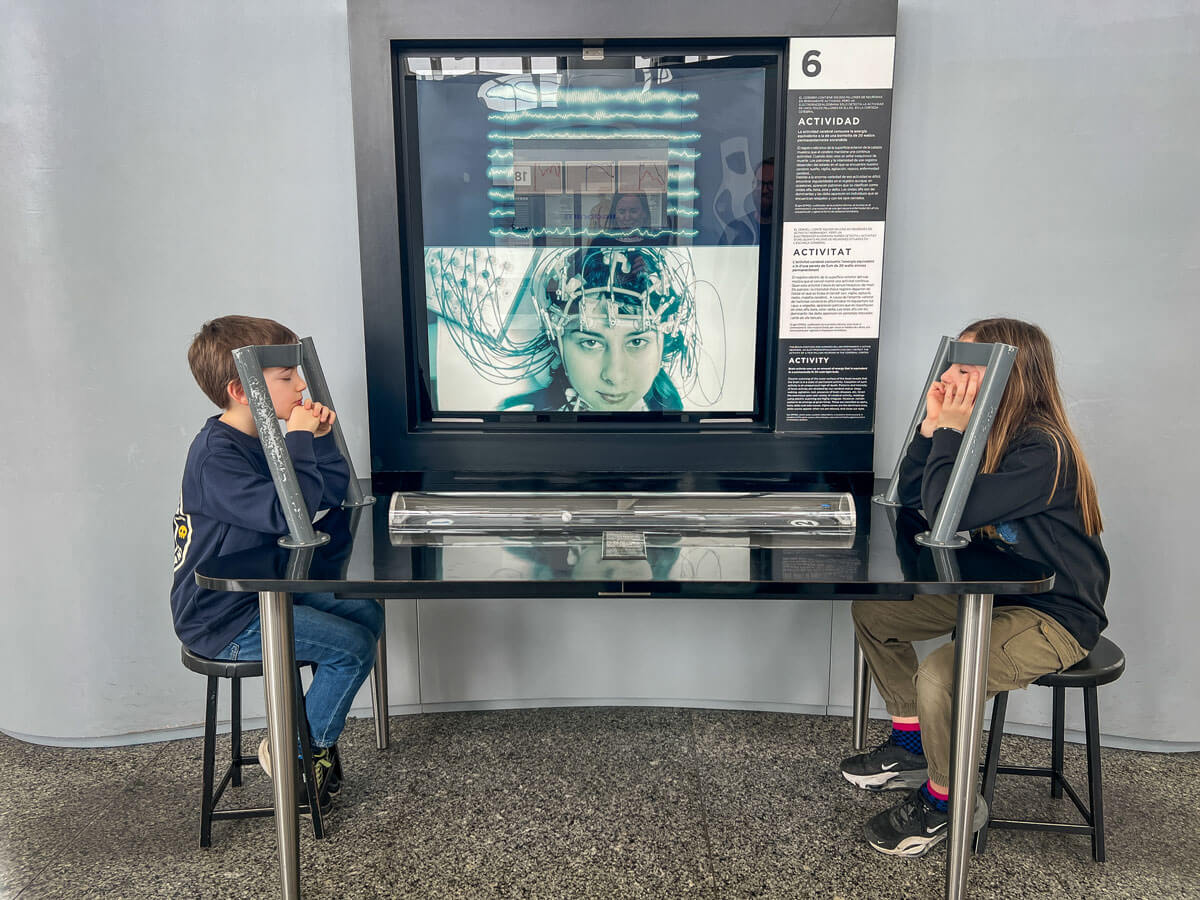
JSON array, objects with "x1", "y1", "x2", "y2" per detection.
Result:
[
  {"x1": 840, "y1": 738, "x2": 928, "y2": 792},
  {"x1": 324, "y1": 743, "x2": 342, "y2": 795},
  {"x1": 863, "y1": 789, "x2": 989, "y2": 857}
]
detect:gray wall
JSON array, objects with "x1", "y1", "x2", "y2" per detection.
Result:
[
  {"x1": 860, "y1": 0, "x2": 1200, "y2": 744},
  {"x1": 2, "y1": 1, "x2": 1196, "y2": 748}
]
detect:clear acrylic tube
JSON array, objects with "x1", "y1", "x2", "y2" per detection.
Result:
[{"x1": 389, "y1": 492, "x2": 855, "y2": 534}]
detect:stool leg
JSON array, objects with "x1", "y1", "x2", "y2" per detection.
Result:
[
  {"x1": 294, "y1": 667, "x2": 326, "y2": 840},
  {"x1": 199, "y1": 676, "x2": 219, "y2": 849},
  {"x1": 230, "y1": 676, "x2": 243, "y2": 788},
  {"x1": 852, "y1": 637, "x2": 871, "y2": 751},
  {"x1": 1051, "y1": 685, "x2": 1065, "y2": 799},
  {"x1": 974, "y1": 691, "x2": 1008, "y2": 854},
  {"x1": 370, "y1": 600, "x2": 390, "y2": 751},
  {"x1": 1083, "y1": 685, "x2": 1106, "y2": 862}
]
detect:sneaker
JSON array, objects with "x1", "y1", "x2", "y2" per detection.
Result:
[
  {"x1": 840, "y1": 738, "x2": 928, "y2": 792},
  {"x1": 257, "y1": 737, "x2": 273, "y2": 778},
  {"x1": 256, "y1": 737, "x2": 332, "y2": 813},
  {"x1": 324, "y1": 744, "x2": 342, "y2": 795},
  {"x1": 257, "y1": 737, "x2": 333, "y2": 794},
  {"x1": 309, "y1": 747, "x2": 335, "y2": 798},
  {"x1": 864, "y1": 789, "x2": 989, "y2": 857}
]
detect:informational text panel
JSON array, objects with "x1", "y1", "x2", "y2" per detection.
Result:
[{"x1": 776, "y1": 36, "x2": 894, "y2": 432}]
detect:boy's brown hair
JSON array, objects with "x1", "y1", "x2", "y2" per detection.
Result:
[{"x1": 188, "y1": 315, "x2": 299, "y2": 408}]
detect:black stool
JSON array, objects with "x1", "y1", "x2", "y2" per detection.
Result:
[
  {"x1": 181, "y1": 646, "x2": 331, "y2": 848},
  {"x1": 975, "y1": 636, "x2": 1126, "y2": 861}
]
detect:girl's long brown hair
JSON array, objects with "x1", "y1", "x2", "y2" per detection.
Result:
[{"x1": 961, "y1": 318, "x2": 1103, "y2": 535}]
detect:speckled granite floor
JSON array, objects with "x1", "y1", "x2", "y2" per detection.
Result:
[{"x1": 2, "y1": 709, "x2": 1197, "y2": 899}]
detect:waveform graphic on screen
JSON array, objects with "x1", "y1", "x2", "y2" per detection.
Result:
[
  {"x1": 488, "y1": 109, "x2": 699, "y2": 124},
  {"x1": 553, "y1": 88, "x2": 701, "y2": 105},
  {"x1": 488, "y1": 226, "x2": 700, "y2": 240},
  {"x1": 486, "y1": 84, "x2": 702, "y2": 242},
  {"x1": 487, "y1": 130, "x2": 703, "y2": 144}
]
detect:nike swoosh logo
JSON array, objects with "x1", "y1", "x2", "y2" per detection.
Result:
[
  {"x1": 926, "y1": 825, "x2": 946, "y2": 835},
  {"x1": 881, "y1": 762, "x2": 901, "y2": 771}
]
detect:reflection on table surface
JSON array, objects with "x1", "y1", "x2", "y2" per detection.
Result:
[{"x1": 403, "y1": 533, "x2": 862, "y2": 582}]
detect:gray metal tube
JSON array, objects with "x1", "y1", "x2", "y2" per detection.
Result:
[
  {"x1": 929, "y1": 547, "x2": 961, "y2": 584},
  {"x1": 874, "y1": 336, "x2": 952, "y2": 507},
  {"x1": 299, "y1": 337, "x2": 375, "y2": 509},
  {"x1": 852, "y1": 638, "x2": 871, "y2": 751},
  {"x1": 259, "y1": 591, "x2": 301, "y2": 900},
  {"x1": 946, "y1": 592, "x2": 993, "y2": 900},
  {"x1": 253, "y1": 344, "x2": 303, "y2": 368},
  {"x1": 284, "y1": 546, "x2": 314, "y2": 581},
  {"x1": 919, "y1": 342, "x2": 1016, "y2": 548},
  {"x1": 370, "y1": 600, "x2": 391, "y2": 750},
  {"x1": 232, "y1": 346, "x2": 328, "y2": 549}
]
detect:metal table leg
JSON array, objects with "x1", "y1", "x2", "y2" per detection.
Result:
[
  {"x1": 260, "y1": 590, "x2": 300, "y2": 900},
  {"x1": 370, "y1": 599, "x2": 390, "y2": 750},
  {"x1": 852, "y1": 637, "x2": 871, "y2": 751},
  {"x1": 946, "y1": 592, "x2": 993, "y2": 900}
]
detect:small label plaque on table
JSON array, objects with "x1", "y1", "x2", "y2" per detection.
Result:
[{"x1": 602, "y1": 531, "x2": 648, "y2": 560}]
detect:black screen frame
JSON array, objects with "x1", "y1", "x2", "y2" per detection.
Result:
[
  {"x1": 349, "y1": 0, "x2": 896, "y2": 490},
  {"x1": 391, "y1": 40, "x2": 786, "y2": 433}
]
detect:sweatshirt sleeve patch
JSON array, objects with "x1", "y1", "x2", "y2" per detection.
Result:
[{"x1": 173, "y1": 494, "x2": 193, "y2": 571}]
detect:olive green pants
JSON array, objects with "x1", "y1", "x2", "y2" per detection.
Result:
[{"x1": 851, "y1": 595, "x2": 1086, "y2": 787}]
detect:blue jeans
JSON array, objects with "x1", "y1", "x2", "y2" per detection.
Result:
[{"x1": 215, "y1": 593, "x2": 384, "y2": 748}]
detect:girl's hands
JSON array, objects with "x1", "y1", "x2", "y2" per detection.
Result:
[
  {"x1": 920, "y1": 381, "x2": 947, "y2": 437},
  {"x1": 936, "y1": 371, "x2": 980, "y2": 432}
]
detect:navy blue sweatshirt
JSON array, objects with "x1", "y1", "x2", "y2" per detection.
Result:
[
  {"x1": 171, "y1": 416, "x2": 350, "y2": 657},
  {"x1": 897, "y1": 427, "x2": 1110, "y2": 650}
]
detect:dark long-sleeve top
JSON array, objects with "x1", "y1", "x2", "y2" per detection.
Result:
[
  {"x1": 897, "y1": 427, "x2": 1109, "y2": 650},
  {"x1": 171, "y1": 416, "x2": 350, "y2": 657}
]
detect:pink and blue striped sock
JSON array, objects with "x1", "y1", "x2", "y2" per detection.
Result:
[
  {"x1": 890, "y1": 720, "x2": 924, "y2": 756},
  {"x1": 920, "y1": 780, "x2": 949, "y2": 812}
]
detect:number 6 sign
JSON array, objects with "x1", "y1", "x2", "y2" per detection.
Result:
[{"x1": 788, "y1": 37, "x2": 895, "y2": 90}]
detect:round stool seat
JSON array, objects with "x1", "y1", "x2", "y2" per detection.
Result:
[
  {"x1": 181, "y1": 645, "x2": 266, "y2": 679},
  {"x1": 1034, "y1": 636, "x2": 1125, "y2": 689},
  {"x1": 181, "y1": 645, "x2": 316, "y2": 680}
]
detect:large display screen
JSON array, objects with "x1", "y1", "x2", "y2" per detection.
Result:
[{"x1": 396, "y1": 49, "x2": 779, "y2": 418}]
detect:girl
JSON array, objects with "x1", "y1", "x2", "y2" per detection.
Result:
[
  {"x1": 840, "y1": 317, "x2": 1110, "y2": 857},
  {"x1": 590, "y1": 192, "x2": 669, "y2": 247}
]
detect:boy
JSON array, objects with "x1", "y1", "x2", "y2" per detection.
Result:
[{"x1": 172, "y1": 315, "x2": 383, "y2": 797}]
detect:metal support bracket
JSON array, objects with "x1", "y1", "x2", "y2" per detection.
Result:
[
  {"x1": 873, "y1": 338, "x2": 1017, "y2": 548},
  {"x1": 231, "y1": 338, "x2": 373, "y2": 549}
]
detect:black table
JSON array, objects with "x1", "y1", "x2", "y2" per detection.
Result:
[{"x1": 197, "y1": 494, "x2": 1053, "y2": 899}]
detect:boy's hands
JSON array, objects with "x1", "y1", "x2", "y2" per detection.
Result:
[
  {"x1": 936, "y1": 371, "x2": 979, "y2": 433},
  {"x1": 286, "y1": 400, "x2": 337, "y2": 437},
  {"x1": 309, "y1": 401, "x2": 336, "y2": 438}
]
